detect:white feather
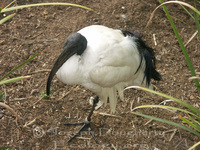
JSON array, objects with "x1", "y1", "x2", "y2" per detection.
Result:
[{"x1": 56, "y1": 25, "x2": 151, "y2": 113}]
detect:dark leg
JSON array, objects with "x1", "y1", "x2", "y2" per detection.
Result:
[{"x1": 64, "y1": 96, "x2": 99, "y2": 143}]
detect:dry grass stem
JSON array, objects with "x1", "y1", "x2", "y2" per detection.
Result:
[
  {"x1": 144, "y1": 119, "x2": 153, "y2": 126},
  {"x1": 32, "y1": 97, "x2": 43, "y2": 107},
  {"x1": 76, "y1": 137, "x2": 91, "y2": 140},
  {"x1": 130, "y1": 99, "x2": 135, "y2": 111},
  {"x1": 189, "y1": 76, "x2": 200, "y2": 80},
  {"x1": 159, "y1": 99, "x2": 174, "y2": 105},
  {"x1": 166, "y1": 129, "x2": 177, "y2": 141},
  {"x1": 57, "y1": 86, "x2": 77, "y2": 101},
  {"x1": 27, "y1": 69, "x2": 51, "y2": 75},
  {"x1": 98, "y1": 112, "x2": 122, "y2": 118},
  {"x1": 0, "y1": 102, "x2": 23, "y2": 128},
  {"x1": 153, "y1": 33, "x2": 157, "y2": 46},
  {"x1": 184, "y1": 30, "x2": 198, "y2": 47},
  {"x1": 111, "y1": 144, "x2": 117, "y2": 150},
  {"x1": 13, "y1": 97, "x2": 33, "y2": 101},
  {"x1": 23, "y1": 118, "x2": 36, "y2": 128}
]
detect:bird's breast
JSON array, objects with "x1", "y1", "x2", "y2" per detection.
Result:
[{"x1": 56, "y1": 54, "x2": 83, "y2": 85}]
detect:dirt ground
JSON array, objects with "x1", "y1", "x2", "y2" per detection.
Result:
[{"x1": 1, "y1": 0, "x2": 200, "y2": 149}]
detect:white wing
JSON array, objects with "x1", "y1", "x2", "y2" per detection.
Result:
[{"x1": 79, "y1": 25, "x2": 142, "y2": 88}]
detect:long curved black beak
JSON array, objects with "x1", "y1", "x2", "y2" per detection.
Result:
[{"x1": 46, "y1": 33, "x2": 87, "y2": 96}]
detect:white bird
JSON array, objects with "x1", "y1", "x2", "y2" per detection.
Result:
[{"x1": 46, "y1": 25, "x2": 161, "y2": 143}]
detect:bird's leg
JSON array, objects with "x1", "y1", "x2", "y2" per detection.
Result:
[{"x1": 64, "y1": 96, "x2": 99, "y2": 143}]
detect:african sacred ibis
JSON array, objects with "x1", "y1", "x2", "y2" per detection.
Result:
[{"x1": 46, "y1": 25, "x2": 161, "y2": 143}]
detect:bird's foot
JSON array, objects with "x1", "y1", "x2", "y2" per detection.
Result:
[
  {"x1": 64, "y1": 117, "x2": 98, "y2": 143},
  {"x1": 65, "y1": 96, "x2": 99, "y2": 143}
]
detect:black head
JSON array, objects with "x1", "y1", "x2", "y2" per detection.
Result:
[{"x1": 46, "y1": 33, "x2": 87, "y2": 96}]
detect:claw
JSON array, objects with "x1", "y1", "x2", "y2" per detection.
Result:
[{"x1": 65, "y1": 96, "x2": 99, "y2": 143}]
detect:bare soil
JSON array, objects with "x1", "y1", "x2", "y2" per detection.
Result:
[{"x1": 1, "y1": 0, "x2": 200, "y2": 149}]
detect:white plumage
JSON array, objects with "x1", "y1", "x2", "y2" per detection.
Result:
[{"x1": 47, "y1": 25, "x2": 161, "y2": 113}]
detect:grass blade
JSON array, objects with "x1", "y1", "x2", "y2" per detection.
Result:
[
  {"x1": 1, "y1": 3, "x2": 92, "y2": 13},
  {"x1": 179, "y1": 115, "x2": 200, "y2": 132},
  {"x1": 134, "y1": 105, "x2": 200, "y2": 120},
  {"x1": 4, "y1": 0, "x2": 16, "y2": 9},
  {"x1": 0, "y1": 13, "x2": 15, "y2": 24},
  {"x1": 189, "y1": 141, "x2": 200, "y2": 150},
  {"x1": 133, "y1": 112, "x2": 200, "y2": 137},
  {"x1": 0, "y1": 50, "x2": 45, "y2": 81},
  {"x1": 126, "y1": 86, "x2": 200, "y2": 115},
  {"x1": 188, "y1": 115, "x2": 200, "y2": 131},
  {"x1": 178, "y1": 3, "x2": 195, "y2": 20},
  {"x1": 0, "y1": 92, "x2": 4, "y2": 100},
  {"x1": 0, "y1": 76, "x2": 30, "y2": 85}
]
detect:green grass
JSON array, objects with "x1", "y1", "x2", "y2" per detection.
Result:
[
  {"x1": 0, "y1": 50, "x2": 45, "y2": 82},
  {"x1": 0, "y1": 0, "x2": 92, "y2": 24},
  {"x1": 1, "y1": 2, "x2": 92, "y2": 13},
  {"x1": 133, "y1": 1, "x2": 200, "y2": 149},
  {"x1": 0, "y1": 50, "x2": 45, "y2": 101},
  {"x1": 0, "y1": 147, "x2": 12, "y2": 149},
  {"x1": 160, "y1": 0, "x2": 200, "y2": 94},
  {"x1": 126, "y1": 86, "x2": 200, "y2": 150},
  {"x1": 147, "y1": 1, "x2": 200, "y2": 94}
]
